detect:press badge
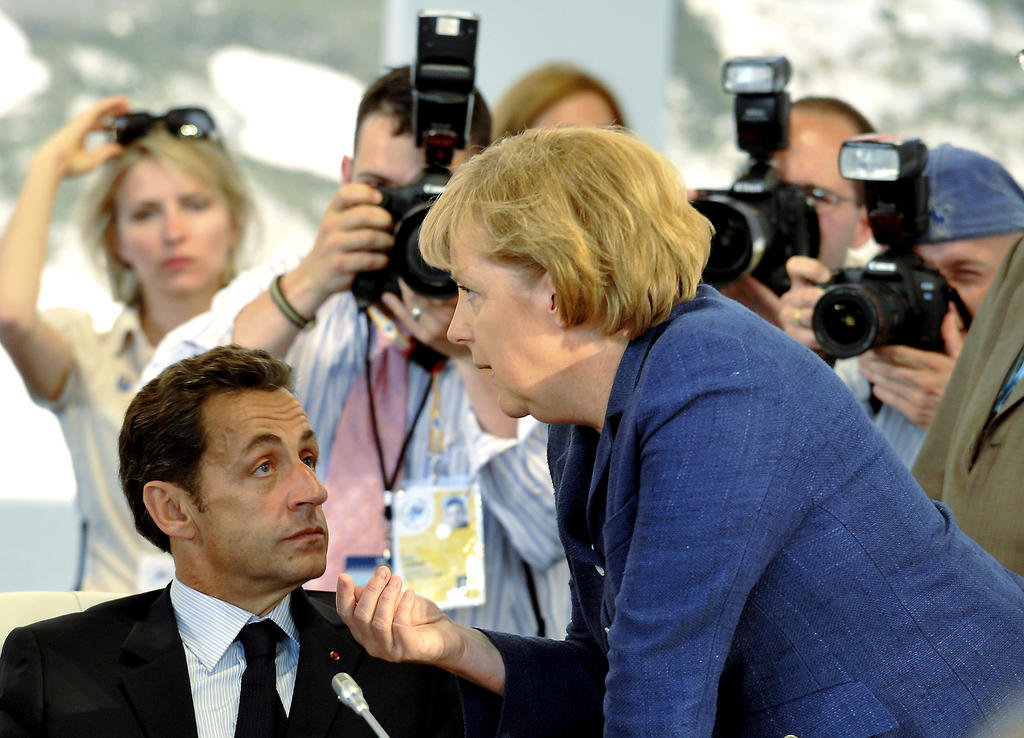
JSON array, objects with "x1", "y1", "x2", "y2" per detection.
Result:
[{"x1": 391, "y1": 476, "x2": 484, "y2": 609}]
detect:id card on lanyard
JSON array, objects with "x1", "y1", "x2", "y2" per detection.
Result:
[{"x1": 391, "y1": 475, "x2": 485, "y2": 609}]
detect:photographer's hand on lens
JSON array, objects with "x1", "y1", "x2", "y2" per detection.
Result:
[
  {"x1": 292, "y1": 182, "x2": 394, "y2": 307},
  {"x1": 856, "y1": 306, "x2": 965, "y2": 430},
  {"x1": 779, "y1": 256, "x2": 833, "y2": 352},
  {"x1": 39, "y1": 95, "x2": 132, "y2": 179},
  {"x1": 380, "y1": 282, "x2": 467, "y2": 361}
]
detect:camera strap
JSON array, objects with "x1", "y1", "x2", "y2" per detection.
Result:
[{"x1": 362, "y1": 311, "x2": 441, "y2": 496}]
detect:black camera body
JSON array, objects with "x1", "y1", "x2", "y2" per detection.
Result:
[
  {"x1": 813, "y1": 253, "x2": 953, "y2": 358},
  {"x1": 692, "y1": 56, "x2": 819, "y2": 294},
  {"x1": 811, "y1": 135, "x2": 971, "y2": 358},
  {"x1": 351, "y1": 10, "x2": 478, "y2": 308}
]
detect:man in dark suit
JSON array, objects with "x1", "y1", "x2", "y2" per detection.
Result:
[{"x1": 0, "y1": 345, "x2": 462, "y2": 737}]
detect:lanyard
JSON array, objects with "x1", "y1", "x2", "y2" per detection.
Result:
[
  {"x1": 362, "y1": 310, "x2": 443, "y2": 493},
  {"x1": 992, "y1": 346, "x2": 1024, "y2": 418}
]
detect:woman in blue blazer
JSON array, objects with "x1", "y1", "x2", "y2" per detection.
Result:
[{"x1": 336, "y1": 126, "x2": 1024, "y2": 737}]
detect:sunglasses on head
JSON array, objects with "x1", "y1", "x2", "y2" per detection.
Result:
[{"x1": 108, "y1": 107, "x2": 219, "y2": 146}]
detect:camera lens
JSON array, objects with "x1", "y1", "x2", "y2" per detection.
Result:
[
  {"x1": 392, "y1": 208, "x2": 457, "y2": 298},
  {"x1": 812, "y1": 283, "x2": 908, "y2": 358},
  {"x1": 692, "y1": 196, "x2": 767, "y2": 286}
]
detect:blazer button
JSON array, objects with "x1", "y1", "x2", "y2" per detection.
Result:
[
  {"x1": 783, "y1": 735, "x2": 799, "y2": 738},
  {"x1": 595, "y1": 565, "x2": 605, "y2": 576}
]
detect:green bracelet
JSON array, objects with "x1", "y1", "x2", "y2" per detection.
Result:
[{"x1": 269, "y1": 274, "x2": 314, "y2": 331}]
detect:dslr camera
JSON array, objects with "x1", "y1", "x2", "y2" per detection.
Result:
[
  {"x1": 811, "y1": 135, "x2": 970, "y2": 358},
  {"x1": 351, "y1": 10, "x2": 479, "y2": 308},
  {"x1": 692, "y1": 56, "x2": 819, "y2": 294}
]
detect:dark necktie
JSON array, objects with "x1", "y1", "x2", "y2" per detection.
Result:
[{"x1": 234, "y1": 620, "x2": 288, "y2": 738}]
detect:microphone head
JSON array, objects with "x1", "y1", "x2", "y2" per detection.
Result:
[{"x1": 332, "y1": 671, "x2": 369, "y2": 713}]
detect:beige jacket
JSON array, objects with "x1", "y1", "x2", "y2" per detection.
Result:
[{"x1": 914, "y1": 234, "x2": 1024, "y2": 573}]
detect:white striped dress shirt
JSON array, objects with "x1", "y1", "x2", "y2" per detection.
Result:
[
  {"x1": 144, "y1": 258, "x2": 572, "y2": 638},
  {"x1": 170, "y1": 579, "x2": 300, "y2": 738}
]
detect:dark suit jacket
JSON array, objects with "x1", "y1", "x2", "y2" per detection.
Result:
[
  {"x1": 914, "y1": 234, "x2": 1024, "y2": 573},
  {"x1": 462, "y1": 286, "x2": 1024, "y2": 737},
  {"x1": 0, "y1": 586, "x2": 462, "y2": 737}
]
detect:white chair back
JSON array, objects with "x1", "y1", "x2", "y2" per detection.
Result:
[{"x1": 0, "y1": 590, "x2": 121, "y2": 649}]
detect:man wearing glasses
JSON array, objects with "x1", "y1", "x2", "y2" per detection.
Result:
[{"x1": 717, "y1": 96, "x2": 878, "y2": 324}]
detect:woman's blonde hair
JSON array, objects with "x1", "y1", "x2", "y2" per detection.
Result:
[
  {"x1": 78, "y1": 129, "x2": 252, "y2": 305},
  {"x1": 420, "y1": 126, "x2": 712, "y2": 338},
  {"x1": 491, "y1": 62, "x2": 627, "y2": 141}
]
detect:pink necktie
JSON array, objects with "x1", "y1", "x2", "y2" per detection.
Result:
[{"x1": 306, "y1": 327, "x2": 408, "y2": 591}]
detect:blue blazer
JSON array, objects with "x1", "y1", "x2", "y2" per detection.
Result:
[{"x1": 462, "y1": 287, "x2": 1024, "y2": 736}]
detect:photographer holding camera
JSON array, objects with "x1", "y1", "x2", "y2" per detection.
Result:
[
  {"x1": 780, "y1": 143, "x2": 1024, "y2": 468},
  {"x1": 694, "y1": 58, "x2": 877, "y2": 325},
  {"x1": 726, "y1": 95, "x2": 878, "y2": 324},
  {"x1": 141, "y1": 55, "x2": 570, "y2": 639}
]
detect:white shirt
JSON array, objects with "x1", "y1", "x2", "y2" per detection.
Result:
[{"x1": 170, "y1": 578, "x2": 300, "y2": 738}]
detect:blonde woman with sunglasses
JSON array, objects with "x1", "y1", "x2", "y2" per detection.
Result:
[{"x1": 0, "y1": 95, "x2": 253, "y2": 592}]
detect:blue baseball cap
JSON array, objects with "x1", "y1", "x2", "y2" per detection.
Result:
[{"x1": 918, "y1": 143, "x2": 1024, "y2": 244}]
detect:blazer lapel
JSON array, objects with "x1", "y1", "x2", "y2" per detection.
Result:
[
  {"x1": 287, "y1": 590, "x2": 363, "y2": 738},
  {"x1": 119, "y1": 586, "x2": 199, "y2": 738},
  {"x1": 584, "y1": 315, "x2": 663, "y2": 535}
]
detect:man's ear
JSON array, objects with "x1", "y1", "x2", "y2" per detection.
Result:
[
  {"x1": 143, "y1": 481, "x2": 199, "y2": 543},
  {"x1": 853, "y1": 204, "x2": 873, "y2": 249},
  {"x1": 341, "y1": 155, "x2": 354, "y2": 185}
]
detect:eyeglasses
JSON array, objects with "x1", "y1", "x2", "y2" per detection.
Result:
[
  {"x1": 108, "y1": 107, "x2": 219, "y2": 146},
  {"x1": 802, "y1": 184, "x2": 854, "y2": 209}
]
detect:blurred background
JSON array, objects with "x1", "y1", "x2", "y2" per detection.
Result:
[{"x1": 1, "y1": 0, "x2": 1022, "y2": 587}]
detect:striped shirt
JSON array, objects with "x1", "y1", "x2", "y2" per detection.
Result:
[
  {"x1": 144, "y1": 258, "x2": 572, "y2": 638},
  {"x1": 169, "y1": 579, "x2": 300, "y2": 738},
  {"x1": 835, "y1": 358, "x2": 925, "y2": 468}
]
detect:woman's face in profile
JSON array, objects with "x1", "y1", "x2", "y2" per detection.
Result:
[
  {"x1": 447, "y1": 234, "x2": 565, "y2": 423},
  {"x1": 114, "y1": 158, "x2": 235, "y2": 305},
  {"x1": 532, "y1": 91, "x2": 617, "y2": 130}
]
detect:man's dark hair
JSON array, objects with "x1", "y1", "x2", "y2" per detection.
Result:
[
  {"x1": 118, "y1": 345, "x2": 294, "y2": 552},
  {"x1": 792, "y1": 96, "x2": 875, "y2": 205},
  {"x1": 355, "y1": 65, "x2": 492, "y2": 153}
]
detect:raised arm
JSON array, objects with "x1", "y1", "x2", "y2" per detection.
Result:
[
  {"x1": 232, "y1": 182, "x2": 392, "y2": 356},
  {"x1": 0, "y1": 96, "x2": 130, "y2": 400}
]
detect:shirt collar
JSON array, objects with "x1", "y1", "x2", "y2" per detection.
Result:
[
  {"x1": 169, "y1": 578, "x2": 300, "y2": 673},
  {"x1": 110, "y1": 305, "x2": 153, "y2": 361}
]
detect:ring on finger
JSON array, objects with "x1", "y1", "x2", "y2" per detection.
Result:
[{"x1": 410, "y1": 307, "x2": 423, "y2": 321}]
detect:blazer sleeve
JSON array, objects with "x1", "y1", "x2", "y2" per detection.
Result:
[
  {"x1": 0, "y1": 626, "x2": 46, "y2": 737},
  {"x1": 458, "y1": 584, "x2": 608, "y2": 736}
]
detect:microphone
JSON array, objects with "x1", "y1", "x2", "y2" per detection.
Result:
[{"x1": 332, "y1": 672, "x2": 392, "y2": 738}]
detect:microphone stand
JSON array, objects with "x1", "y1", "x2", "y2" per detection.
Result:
[{"x1": 331, "y1": 672, "x2": 391, "y2": 738}]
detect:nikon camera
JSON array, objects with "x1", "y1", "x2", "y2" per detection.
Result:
[
  {"x1": 811, "y1": 135, "x2": 970, "y2": 358},
  {"x1": 351, "y1": 10, "x2": 479, "y2": 308},
  {"x1": 692, "y1": 55, "x2": 819, "y2": 295}
]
